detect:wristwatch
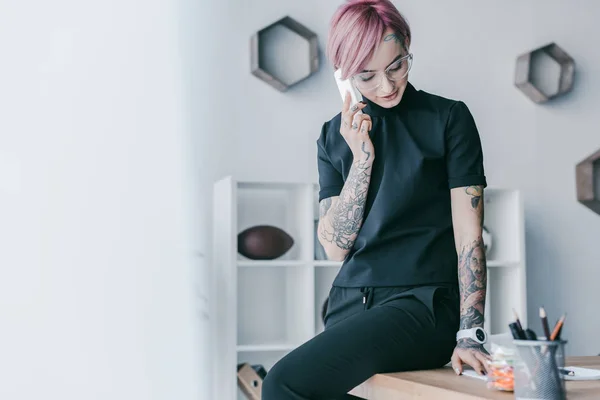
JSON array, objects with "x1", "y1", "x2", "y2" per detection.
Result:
[{"x1": 456, "y1": 327, "x2": 487, "y2": 344}]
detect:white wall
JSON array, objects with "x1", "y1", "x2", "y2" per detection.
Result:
[
  {"x1": 210, "y1": 0, "x2": 600, "y2": 356},
  {"x1": 0, "y1": 0, "x2": 209, "y2": 399},
  {"x1": 176, "y1": 0, "x2": 233, "y2": 398}
]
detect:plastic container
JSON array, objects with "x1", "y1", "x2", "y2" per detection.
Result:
[
  {"x1": 486, "y1": 361, "x2": 515, "y2": 392},
  {"x1": 513, "y1": 339, "x2": 567, "y2": 400},
  {"x1": 486, "y1": 340, "x2": 518, "y2": 392}
]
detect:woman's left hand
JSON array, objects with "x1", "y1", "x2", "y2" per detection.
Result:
[{"x1": 451, "y1": 339, "x2": 491, "y2": 376}]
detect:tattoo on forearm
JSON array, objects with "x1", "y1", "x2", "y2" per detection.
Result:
[
  {"x1": 458, "y1": 237, "x2": 487, "y2": 330},
  {"x1": 361, "y1": 142, "x2": 371, "y2": 161},
  {"x1": 319, "y1": 158, "x2": 371, "y2": 250},
  {"x1": 457, "y1": 337, "x2": 488, "y2": 353},
  {"x1": 319, "y1": 197, "x2": 333, "y2": 218},
  {"x1": 456, "y1": 186, "x2": 488, "y2": 354}
]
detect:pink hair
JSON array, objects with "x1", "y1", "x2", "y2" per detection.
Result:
[{"x1": 327, "y1": 0, "x2": 411, "y2": 80}]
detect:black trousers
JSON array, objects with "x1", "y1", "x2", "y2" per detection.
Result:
[{"x1": 261, "y1": 285, "x2": 460, "y2": 400}]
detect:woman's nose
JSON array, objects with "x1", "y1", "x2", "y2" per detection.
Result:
[{"x1": 379, "y1": 74, "x2": 395, "y2": 94}]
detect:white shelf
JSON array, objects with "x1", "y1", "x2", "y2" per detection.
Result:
[
  {"x1": 482, "y1": 189, "x2": 522, "y2": 264},
  {"x1": 238, "y1": 260, "x2": 308, "y2": 267},
  {"x1": 314, "y1": 260, "x2": 518, "y2": 268},
  {"x1": 213, "y1": 177, "x2": 527, "y2": 400},
  {"x1": 486, "y1": 267, "x2": 526, "y2": 334},
  {"x1": 237, "y1": 265, "x2": 313, "y2": 347},
  {"x1": 236, "y1": 349, "x2": 291, "y2": 369},
  {"x1": 487, "y1": 260, "x2": 520, "y2": 267},
  {"x1": 314, "y1": 260, "x2": 343, "y2": 267},
  {"x1": 236, "y1": 183, "x2": 313, "y2": 261},
  {"x1": 314, "y1": 266, "x2": 340, "y2": 334},
  {"x1": 237, "y1": 343, "x2": 299, "y2": 352}
]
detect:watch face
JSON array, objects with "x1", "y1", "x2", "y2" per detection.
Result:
[{"x1": 476, "y1": 328, "x2": 486, "y2": 342}]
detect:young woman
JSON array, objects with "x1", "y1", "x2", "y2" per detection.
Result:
[{"x1": 262, "y1": 1, "x2": 490, "y2": 398}]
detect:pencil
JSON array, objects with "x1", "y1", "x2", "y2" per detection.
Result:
[
  {"x1": 555, "y1": 323, "x2": 564, "y2": 340},
  {"x1": 550, "y1": 314, "x2": 566, "y2": 341},
  {"x1": 540, "y1": 306, "x2": 552, "y2": 340}
]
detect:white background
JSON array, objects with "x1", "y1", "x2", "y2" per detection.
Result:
[{"x1": 0, "y1": 0, "x2": 211, "y2": 399}]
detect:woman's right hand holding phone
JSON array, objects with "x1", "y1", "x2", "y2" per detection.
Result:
[{"x1": 340, "y1": 91, "x2": 374, "y2": 162}]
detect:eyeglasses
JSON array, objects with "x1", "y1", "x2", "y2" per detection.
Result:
[{"x1": 351, "y1": 53, "x2": 413, "y2": 92}]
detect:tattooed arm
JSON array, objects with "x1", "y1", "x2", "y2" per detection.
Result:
[
  {"x1": 450, "y1": 185, "x2": 491, "y2": 375},
  {"x1": 317, "y1": 91, "x2": 374, "y2": 260},
  {"x1": 317, "y1": 148, "x2": 373, "y2": 261},
  {"x1": 454, "y1": 185, "x2": 487, "y2": 332}
]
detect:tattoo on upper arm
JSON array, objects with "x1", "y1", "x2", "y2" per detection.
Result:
[
  {"x1": 319, "y1": 159, "x2": 371, "y2": 250},
  {"x1": 465, "y1": 185, "x2": 484, "y2": 226},
  {"x1": 319, "y1": 197, "x2": 333, "y2": 218},
  {"x1": 465, "y1": 185, "x2": 482, "y2": 209},
  {"x1": 458, "y1": 237, "x2": 487, "y2": 330}
]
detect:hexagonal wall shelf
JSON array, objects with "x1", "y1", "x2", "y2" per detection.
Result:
[
  {"x1": 576, "y1": 148, "x2": 600, "y2": 216},
  {"x1": 250, "y1": 16, "x2": 319, "y2": 92},
  {"x1": 514, "y1": 42, "x2": 575, "y2": 103}
]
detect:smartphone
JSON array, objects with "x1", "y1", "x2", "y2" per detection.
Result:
[{"x1": 334, "y1": 69, "x2": 363, "y2": 113}]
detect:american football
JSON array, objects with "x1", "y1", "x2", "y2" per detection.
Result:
[{"x1": 237, "y1": 225, "x2": 294, "y2": 260}]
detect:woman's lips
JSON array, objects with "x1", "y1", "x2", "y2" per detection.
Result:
[{"x1": 381, "y1": 89, "x2": 398, "y2": 101}]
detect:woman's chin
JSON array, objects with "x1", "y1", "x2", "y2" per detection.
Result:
[{"x1": 376, "y1": 88, "x2": 403, "y2": 108}]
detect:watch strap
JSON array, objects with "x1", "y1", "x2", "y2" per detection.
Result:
[
  {"x1": 456, "y1": 327, "x2": 487, "y2": 343},
  {"x1": 456, "y1": 328, "x2": 474, "y2": 341}
]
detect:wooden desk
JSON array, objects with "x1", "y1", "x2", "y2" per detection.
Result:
[{"x1": 349, "y1": 356, "x2": 600, "y2": 399}]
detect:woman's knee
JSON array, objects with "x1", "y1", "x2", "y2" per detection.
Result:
[{"x1": 261, "y1": 357, "x2": 295, "y2": 400}]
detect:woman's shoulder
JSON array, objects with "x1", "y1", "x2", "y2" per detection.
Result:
[
  {"x1": 324, "y1": 111, "x2": 343, "y2": 129},
  {"x1": 412, "y1": 85, "x2": 467, "y2": 113},
  {"x1": 317, "y1": 112, "x2": 343, "y2": 147},
  {"x1": 412, "y1": 86, "x2": 479, "y2": 137}
]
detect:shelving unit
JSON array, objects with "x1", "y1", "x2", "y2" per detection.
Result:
[{"x1": 212, "y1": 176, "x2": 527, "y2": 400}]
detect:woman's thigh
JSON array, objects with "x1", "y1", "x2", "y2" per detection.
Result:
[
  {"x1": 261, "y1": 294, "x2": 457, "y2": 400},
  {"x1": 322, "y1": 286, "x2": 365, "y2": 329}
]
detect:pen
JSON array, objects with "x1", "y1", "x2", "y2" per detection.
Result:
[
  {"x1": 509, "y1": 322, "x2": 526, "y2": 340},
  {"x1": 523, "y1": 328, "x2": 537, "y2": 340},
  {"x1": 540, "y1": 306, "x2": 552, "y2": 340},
  {"x1": 559, "y1": 368, "x2": 574, "y2": 376},
  {"x1": 513, "y1": 308, "x2": 523, "y2": 332}
]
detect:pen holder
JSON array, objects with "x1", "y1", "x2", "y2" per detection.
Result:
[{"x1": 513, "y1": 339, "x2": 568, "y2": 400}]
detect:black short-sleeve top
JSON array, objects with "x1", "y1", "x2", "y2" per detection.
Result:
[{"x1": 316, "y1": 82, "x2": 487, "y2": 288}]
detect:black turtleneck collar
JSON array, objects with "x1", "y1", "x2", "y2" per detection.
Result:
[{"x1": 362, "y1": 81, "x2": 417, "y2": 117}]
